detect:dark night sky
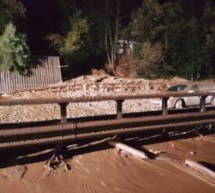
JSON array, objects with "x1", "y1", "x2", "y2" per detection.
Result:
[{"x1": 21, "y1": 0, "x2": 63, "y2": 54}]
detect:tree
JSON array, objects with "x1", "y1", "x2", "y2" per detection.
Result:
[
  {"x1": 129, "y1": 0, "x2": 176, "y2": 77},
  {"x1": 0, "y1": 0, "x2": 30, "y2": 75},
  {"x1": 136, "y1": 41, "x2": 165, "y2": 78},
  {"x1": 103, "y1": 0, "x2": 121, "y2": 69},
  {"x1": 201, "y1": 0, "x2": 215, "y2": 77},
  {"x1": 0, "y1": 23, "x2": 30, "y2": 74},
  {"x1": 0, "y1": 0, "x2": 26, "y2": 34},
  {"x1": 129, "y1": 0, "x2": 215, "y2": 79},
  {"x1": 46, "y1": 11, "x2": 89, "y2": 66},
  {"x1": 44, "y1": 0, "x2": 141, "y2": 75},
  {"x1": 103, "y1": 0, "x2": 140, "y2": 70}
]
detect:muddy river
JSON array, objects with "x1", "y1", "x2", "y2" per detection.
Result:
[{"x1": 0, "y1": 133, "x2": 214, "y2": 193}]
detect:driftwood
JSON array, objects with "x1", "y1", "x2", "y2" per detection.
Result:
[
  {"x1": 108, "y1": 140, "x2": 148, "y2": 159},
  {"x1": 45, "y1": 145, "x2": 70, "y2": 172},
  {"x1": 185, "y1": 159, "x2": 215, "y2": 183}
]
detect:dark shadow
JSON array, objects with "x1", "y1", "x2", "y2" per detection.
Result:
[
  {"x1": 26, "y1": 56, "x2": 48, "y2": 76},
  {"x1": 0, "y1": 139, "x2": 109, "y2": 169},
  {"x1": 0, "y1": 127, "x2": 214, "y2": 169},
  {"x1": 61, "y1": 54, "x2": 107, "y2": 80},
  {"x1": 124, "y1": 127, "x2": 211, "y2": 146}
]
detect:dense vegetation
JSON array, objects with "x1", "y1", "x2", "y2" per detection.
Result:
[
  {"x1": 0, "y1": 0, "x2": 214, "y2": 80},
  {"x1": 0, "y1": 0, "x2": 29, "y2": 74}
]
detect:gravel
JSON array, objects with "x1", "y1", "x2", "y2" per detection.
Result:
[{"x1": 0, "y1": 75, "x2": 168, "y2": 123}]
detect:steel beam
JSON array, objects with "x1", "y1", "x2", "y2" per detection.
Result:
[
  {"x1": 200, "y1": 96, "x2": 207, "y2": 112},
  {"x1": 116, "y1": 100, "x2": 124, "y2": 119},
  {"x1": 59, "y1": 103, "x2": 68, "y2": 123},
  {"x1": 162, "y1": 97, "x2": 169, "y2": 115},
  {"x1": 1, "y1": 118, "x2": 215, "y2": 150}
]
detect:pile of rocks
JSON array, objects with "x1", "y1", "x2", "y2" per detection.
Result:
[{"x1": 0, "y1": 75, "x2": 170, "y2": 123}]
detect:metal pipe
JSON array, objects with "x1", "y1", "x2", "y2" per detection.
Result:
[
  {"x1": 1, "y1": 111, "x2": 215, "y2": 138},
  {"x1": 1, "y1": 92, "x2": 215, "y2": 106},
  {"x1": 1, "y1": 118, "x2": 215, "y2": 150}
]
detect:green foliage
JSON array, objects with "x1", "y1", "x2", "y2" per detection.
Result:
[
  {"x1": 202, "y1": 1, "x2": 215, "y2": 55},
  {"x1": 129, "y1": 0, "x2": 215, "y2": 80},
  {"x1": 136, "y1": 41, "x2": 165, "y2": 78},
  {"x1": 0, "y1": 23, "x2": 30, "y2": 75},
  {"x1": 62, "y1": 12, "x2": 89, "y2": 54},
  {"x1": 130, "y1": 0, "x2": 163, "y2": 42},
  {"x1": 180, "y1": 19, "x2": 209, "y2": 79},
  {"x1": 0, "y1": 0, "x2": 26, "y2": 34},
  {"x1": 46, "y1": 0, "x2": 140, "y2": 71},
  {"x1": 47, "y1": 11, "x2": 89, "y2": 65}
]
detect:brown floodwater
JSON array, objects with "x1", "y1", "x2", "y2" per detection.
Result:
[{"x1": 0, "y1": 134, "x2": 214, "y2": 193}]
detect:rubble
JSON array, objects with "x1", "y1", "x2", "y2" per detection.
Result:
[{"x1": 0, "y1": 75, "x2": 169, "y2": 123}]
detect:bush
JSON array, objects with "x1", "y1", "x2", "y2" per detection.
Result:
[
  {"x1": 0, "y1": 23, "x2": 30, "y2": 74},
  {"x1": 114, "y1": 53, "x2": 137, "y2": 78},
  {"x1": 135, "y1": 41, "x2": 165, "y2": 78}
]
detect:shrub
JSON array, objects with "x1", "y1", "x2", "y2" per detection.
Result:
[{"x1": 0, "y1": 23, "x2": 30, "y2": 75}]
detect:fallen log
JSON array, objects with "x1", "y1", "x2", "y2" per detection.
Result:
[
  {"x1": 108, "y1": 140, "x2": 148, "y2": 160},
  {"x1": 185, "y1": 159, "x2": 215, "y2": 182}
]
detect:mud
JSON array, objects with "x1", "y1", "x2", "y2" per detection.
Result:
[{"x1": 0, "y1": 134, "x2": 214, "y2": 193}]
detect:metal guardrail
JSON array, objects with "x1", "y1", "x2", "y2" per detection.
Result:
[
  {"x1": 0, "y1": 91, "x2": 214, "y2": 123},
  {"x1": 0, "y1": 111, "x2": 215, "y2": 150},
  {"x1": 0, "y1": 91, "x2": 214, "y2": 150}
]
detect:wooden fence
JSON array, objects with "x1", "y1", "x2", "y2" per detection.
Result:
[{"x1": 0, "y1": 56, "x2": 62, "y2": 93}]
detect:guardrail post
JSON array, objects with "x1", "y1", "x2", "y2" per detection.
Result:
[
  {"x1": 200, "y1": 96, "x2": 206, "y2": 112},
  {"x1": 116, "y1": 100, "x2": 124, "y2": 119},
  {"x1": 162, "y1": 97, "x2": 169, "y2": 115},
  {"x1": 59, "y1": 103, "x2": 69, "y2": 123},
  {"x1": 161, "y1": 97, "x2": 169, "y2": 138}
]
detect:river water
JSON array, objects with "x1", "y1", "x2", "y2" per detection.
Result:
[{"x1": 0, "y1": 134, "x2": 214, "y2": 193}]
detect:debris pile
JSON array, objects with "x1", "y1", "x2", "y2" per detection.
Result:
[{"x1": 0, "y1": 75, "x2": 189, "y2": 123}]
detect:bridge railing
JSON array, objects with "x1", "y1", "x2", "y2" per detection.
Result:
[
  {"x1": 1, "y1": 91, "x2": 215, "y2": 150},
  {"x1": 0, "y1": 91, "x2": 214, "y2": 124}
]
